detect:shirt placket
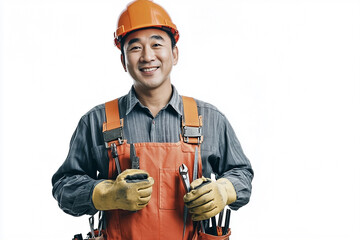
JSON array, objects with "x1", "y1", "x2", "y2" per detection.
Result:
[{"x1": 150, "y1": 118, "x2": 156, "y2": 142}]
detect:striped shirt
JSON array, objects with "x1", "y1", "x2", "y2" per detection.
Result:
[{"x1": 52, "y1": 86, "x2": 253, "y2": 216}]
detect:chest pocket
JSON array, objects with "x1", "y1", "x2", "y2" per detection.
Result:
[{"x1": 159, "y1": 168, "x2": 180, "y2": 210}]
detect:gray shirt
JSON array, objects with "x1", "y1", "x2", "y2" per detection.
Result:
[{"x1": 52, "y1": 86, "x2": 254, "y2": 216}]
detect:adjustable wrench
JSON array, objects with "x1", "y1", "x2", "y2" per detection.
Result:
[
  {"x1": 179, "y1": 164, "x2": 191, "y2": 192},
  {"x1": 179, "y1": 164, "x2": 206, "y2": 235},
  {"x1": 179, "y1": 164, "x2": 191, "y2": 238}
]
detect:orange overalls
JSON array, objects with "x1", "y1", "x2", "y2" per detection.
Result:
[{"x1": 102, "y1": 96, "x2": 203, "y2": 240}]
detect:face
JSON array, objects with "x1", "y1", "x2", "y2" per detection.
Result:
[{"x1": 121, "y1": 28, "x2": 178, "y2": 92}]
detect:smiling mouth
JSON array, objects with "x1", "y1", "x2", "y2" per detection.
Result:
[{"x1": 140, "y1": 67, "x2": 159, "y2": 72}]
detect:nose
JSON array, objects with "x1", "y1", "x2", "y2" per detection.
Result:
[{"x1": 140, "y1": 45, "x2": 155, "y2": 62}]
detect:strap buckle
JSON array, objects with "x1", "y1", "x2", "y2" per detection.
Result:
[
  {"x1": 182, "y1": 125, "x2": 203, "y2": 144},
  {"x1": 103, "y1": 127, "x2": 124, "y2": 148}
]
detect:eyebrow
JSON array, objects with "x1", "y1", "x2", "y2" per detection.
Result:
[
  {"x1": 127, "y1": 38, "x2": 140, "y2": 46},
  {"x1": 150, "y1": 35, "x2": 165, "y2": 41},
  {"x1": 127, "y1": 35, "x2": 165, "y2": 47}
]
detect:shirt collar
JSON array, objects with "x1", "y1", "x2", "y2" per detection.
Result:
[
  {"x1": 125, "y1": 85, "x2": 183, "y2": 116},
  {"x1": 126, "y1": 86, "x2": 140, "y2": 115},
  {"x1": 167, "y1": 86, "x2": 182, "y2": 116}
]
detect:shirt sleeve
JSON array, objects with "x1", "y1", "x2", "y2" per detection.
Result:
[
  {"x1": 51, "y1": 117, "x2": 103, "y2": 216},
  {"x1": 213, "y1": 114, "x2": 254, "y2": 210}
]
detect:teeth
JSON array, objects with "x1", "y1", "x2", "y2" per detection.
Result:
[{"x1": 142, "y1": 67, "x2": 157, "y2": 72}]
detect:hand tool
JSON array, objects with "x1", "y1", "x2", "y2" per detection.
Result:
[
  {"x1": 179, "y1": 164, "x2": 207, "y2": 235},
  {"x1": 211, "y1": 216, "x2": 217, "y2": 235},
  {"x1": 179, "y1": 164, "x2": 191, "y2": 192},
  {"x1": 128, "y1": 144, "x2": 148, "y2": 183},
  {"x1": 98, "y1": 211, "x2": 104, "y2": 236},
  {"x1": 89, "y1": 216, "x2": 95, "y2": 239},
  {"x1": 217, "y1": 210, "x2": 224, "y2": 236},
  {"x1": 193, "y1": 147, "x2": 199, "y2": 181},
  {"x1": 223, "y1": 209, "x2": 231, "y2": 236},
  {"x1": 191, "y1": 178, "x2": 210, "y2": 233},
  {"x1": 217, "y1": 209, "x2": 224, "y2": 227},
  {"x1": 179, "y1": 163, "x2": 191, "y2": 238},
  {"x1": 129, "y1": 144, "x2": 144, "y2": 213},
  {"x1": 192, "y1": 147, "x2": 207, "y2": 235},
  {"x1": 200, "y1": 220, "x2": 206, "y2": 233},
  {"x1": 110, "y1": 143, "x2": 121, "y2": 175},
  {"x1": 130, "y1": 143, "x2": 140, "y2": 169}
]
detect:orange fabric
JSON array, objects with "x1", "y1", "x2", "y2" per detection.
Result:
[
  {"x1": 106, "y1": 140, "x2": 202, "y2": 240},
  {"x1": 197, "y1": 229, "x2": 231, "y2": 240},
  {"x1": 103, "y1": 96, "x2": 203, "y2": 240},
  {"x1": 103, "y1": 99, "x2": 122, "y2": 131},
  {"x1": 182, "y1": 96, "x2": 200, "y2": 127},
  {"x1": 182, "y1": 96, "x2": 203, "y2": 144}
]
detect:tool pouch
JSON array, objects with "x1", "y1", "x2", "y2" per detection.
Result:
[
  {"x1": 192, "y1": 223, "x2": 231, "y2": 240},
  {"x1": 197, "y1": 228, "x2": 231, "y2": 240}
]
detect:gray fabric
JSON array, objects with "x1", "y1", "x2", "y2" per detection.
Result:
[{"x1": 52, "y1": 86, "x2": 254, "y2": 216}]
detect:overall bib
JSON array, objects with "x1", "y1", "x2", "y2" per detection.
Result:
[{"x1": 102, "y1": 96, "x2": 203, "y2": 240}]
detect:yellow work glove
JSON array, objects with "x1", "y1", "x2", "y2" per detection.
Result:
[
  {"x1": 92, "y1": 169, "x2": 154, "y2": 211},
  {"x1": 183, "y1": 177, "x2": 236, "y2": 221}
]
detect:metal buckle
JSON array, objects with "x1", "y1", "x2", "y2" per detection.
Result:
[
  {"x1": 103, "y1": 127, "x2": 124, "y2": 148},
  {"x1": 182, "y1": 126, "x2": 202, "y2": 144},
  {"x1": 105, "y1": 137, "x2": 123, "y2": 148}
]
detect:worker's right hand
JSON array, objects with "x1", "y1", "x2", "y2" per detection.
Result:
[{"x1": 92, "y1": 169, "x2": 154, "y2": 211}]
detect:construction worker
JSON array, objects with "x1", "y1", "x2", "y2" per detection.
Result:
[{"x1": 52, "y1": 0, "x2": 253, "y2": 239}]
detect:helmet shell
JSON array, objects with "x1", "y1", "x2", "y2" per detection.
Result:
[{"x1": 114, "y1": 0, "x2": 179, "y2": 50}]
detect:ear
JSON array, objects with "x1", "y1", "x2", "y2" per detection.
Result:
[
  {"x1": 172, "y1": 46, "x2": 179, "y2": 66},
  {"x1": 121, "y1": 54, "x2": 127, "y2": 72}
]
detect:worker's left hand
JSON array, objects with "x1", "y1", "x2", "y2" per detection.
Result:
[{"x1": 183, "y1": 177, "x2": 237, "y2": 221}]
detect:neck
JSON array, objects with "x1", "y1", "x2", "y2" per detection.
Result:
[{"x1": 133, "y1": 82, "x2": 173, "y2": 117}]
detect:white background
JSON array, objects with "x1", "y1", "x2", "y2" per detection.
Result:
[{"x1": 1, "y1": 0, "x2": 360, "y2": 239}]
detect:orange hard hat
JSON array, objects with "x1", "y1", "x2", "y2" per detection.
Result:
[{"x1": 114, "y1": 0, "x2": 179, "y2": 50}]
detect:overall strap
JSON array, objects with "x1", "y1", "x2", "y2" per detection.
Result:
[
  {"x1": 182, "y1": 96, "x2": 203, "y2": 144},
  {"x1": 102, "y1": 98, "x2": 124, "y2": 148},
  {"x1": 103, "y1": 96, "x2": 203, "y2": 145}
]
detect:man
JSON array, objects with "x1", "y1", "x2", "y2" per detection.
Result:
[{"x1": 52, "y1": 0, "x2": 253, "y2": 239}]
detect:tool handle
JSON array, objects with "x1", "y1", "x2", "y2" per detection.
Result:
[
  {"x1": 111, "y1": 143, "x2": 121, "y2": 174},
  {"x1": 223, "y1": 209, "x2": 231, "y2": 236},
  {"x1": 131, "y1": 156, "x2": 140, "y2": 169},
  {"x1": 115, "y1": 157, "x2": 121, "y2": 175},
  {"x1": 110, "y1": 143, "x2": 118, "y2": 158},
  {"x1": 130, "y1": 144, "x2": 140, "y2": 169},
  {"x1": 98, "y1": 211, "x2": 104, "y2": 234},
  {"x1": 200, "y1": 221, "x2": 206, "y2": 233},
  {"x1": 218, "y1": 210, "x2": 224, "y2": 227},
  {"x1": 211, "y1": 216, "x2": 217, "y2": 235},
  {"x1": 89, "y1": 216, "x2": 95, "y2": 238}
]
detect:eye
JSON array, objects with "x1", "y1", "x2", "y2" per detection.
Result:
[
  {"x1": 153, "y1": 43, "x2": 162, "y2": 48},
  {"x1": 129, "y1": 45, "x2": 141, "y2": 51}
]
